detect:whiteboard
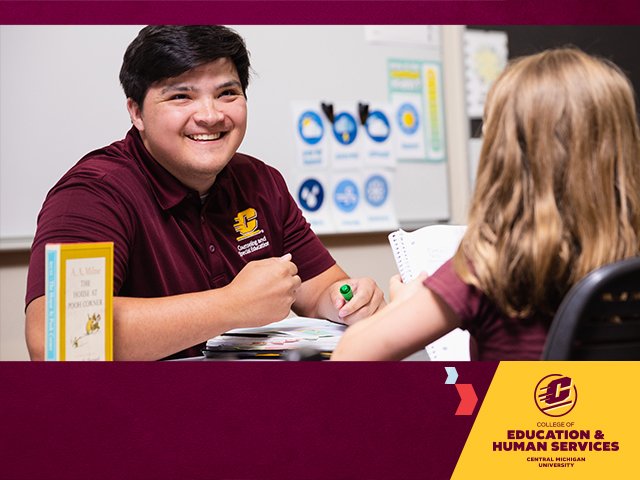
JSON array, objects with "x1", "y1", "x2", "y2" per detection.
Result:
[{"x1": 0, "y1": 25, "x2": 450, "y2": 242}]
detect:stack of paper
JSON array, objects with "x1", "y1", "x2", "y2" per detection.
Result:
[{"x1": 205, "y1": 317, "x2": 346, "y2": 353}]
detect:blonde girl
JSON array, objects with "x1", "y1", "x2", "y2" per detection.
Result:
[{"x1": 332, "y1": 48, "x2": 640, "y2": 360}]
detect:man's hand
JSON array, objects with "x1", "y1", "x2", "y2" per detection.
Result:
[
  {"x1": 225, "y1": 253, "x2": 301, "y2": 326},
  {"x1": 331, "y1": 276, "x2": 386, "y2": 325},
  {"x1": 291, "y1": 264, "x2": 385, "y2": 325}
]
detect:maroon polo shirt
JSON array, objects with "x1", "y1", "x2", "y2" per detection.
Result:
[
  {"x1": 26, "y1": 127, "x2": 335, "y2": 358},
  {"x1": 424, "y1": 259, "x2": 551, "y2": 360}
]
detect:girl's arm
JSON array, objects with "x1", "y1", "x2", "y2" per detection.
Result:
[{"x1": 331, "y1": 274, "x2": 460, "y2": 361}]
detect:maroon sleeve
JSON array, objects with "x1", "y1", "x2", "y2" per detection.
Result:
[
  {"x1": 269, "y1": 167, "x2": 335, "y2": 282},
  {"x1": 25, "y1": 177, "x2": 133, "y2": 308},
  {"x1": 423, "y1": 259, "x2": 484, "y2": 330},
  {"x1": 423, "y1": 258, "x2": 551, "y2": 360}
]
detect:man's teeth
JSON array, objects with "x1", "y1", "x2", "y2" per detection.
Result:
[{"x1": 189, "y1": 133, "x2": 221, "y2": 141}]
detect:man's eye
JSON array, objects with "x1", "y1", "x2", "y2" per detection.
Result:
[
  {"x1": 219, "y1": 89, "x2": 240, "y2": 98},
  {"x1": 170, "y1": 94, "x2": 189, "y2": 100}
]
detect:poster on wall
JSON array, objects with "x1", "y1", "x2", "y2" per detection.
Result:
[
  {"x1": 330, "y1": 171, "x2": 365, "y2": 232},
  {"x1": 291, "y1": 100, "x2": 399, "y2": 234},
  {"x1": 361, "y1": 169, "x2": 397, "y2": 230},
  {"x1": 388, "y1": 59, "x2": 427, "y2": 161},
  {"x1": 463, "y1": 29, "x2": 509, "y2": 119},
  {"x1": 294, "y1": 173, "x2": 334, "y2": 234},
  {"x1": 422, "y1": 62, "x2": 446, "y2": 162},
  {"x1": 388, "y1": 59, "x2": 447, "y2": 163},
  {"x1": 361, "y1": 102, "x2": 395, "y2": 169},
  {"x1": 291, "y1": 102, "x2": 330, "y2": 168},
  {"x1": 328, "y1": 102, "x2": 362, "y2": 171}
]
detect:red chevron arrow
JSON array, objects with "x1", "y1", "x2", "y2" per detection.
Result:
[{"x1": 454, "y1": 383, "x2": 478, "y2": 416}]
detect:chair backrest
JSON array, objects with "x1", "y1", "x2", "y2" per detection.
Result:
[{"x1": 542, "y1": 257, "x2": 640, "y2": 360}]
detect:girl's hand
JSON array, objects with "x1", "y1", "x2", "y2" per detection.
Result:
[{"x1": 389, "y1": 272, "x2": 429, "y2": 304}]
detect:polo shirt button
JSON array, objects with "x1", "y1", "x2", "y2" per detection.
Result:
[{"x1": 208, "y1": 244, "x2": 215, "y2": 253}]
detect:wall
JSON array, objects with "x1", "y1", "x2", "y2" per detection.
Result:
[
  {"x1": 0, "y1": 251, "x2": 30, "y2": 359},
  {"x1": 1, "y1": 25, "x2": 454, "y2": 244}
]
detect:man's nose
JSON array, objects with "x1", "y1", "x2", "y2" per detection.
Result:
[{"x1": 193, "y1": 98, "x2": 224, "y2": 125}]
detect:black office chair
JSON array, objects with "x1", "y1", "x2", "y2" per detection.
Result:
[{"x1": 542, "y1": 256, "x2": 640, "y2": 360}]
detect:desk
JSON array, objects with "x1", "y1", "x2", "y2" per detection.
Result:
[
  {"x1": 172, "y1": 349, "x2": 431, "y2": 361},
  {"x1": 200, "y1": 316, "x2": 344, "y2": 359},
  {"x1": 172, "y1": 317, "x2": 431, "y2": 361}
]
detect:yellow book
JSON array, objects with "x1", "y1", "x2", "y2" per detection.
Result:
[{"x1": 45, "y1": 242, "x2": 114, "y2": 361}]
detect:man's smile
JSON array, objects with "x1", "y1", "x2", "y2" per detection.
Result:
[{"x1": 187, "y1": 133, "x2": 223, "y2": 141}]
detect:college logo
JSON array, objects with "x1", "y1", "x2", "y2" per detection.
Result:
[
  {"x1": 534, "y1": 374, "x2": 578, "y2": 417},
  {"x1": 233, "y1": 208, "x2": 264, "y2": 241}
]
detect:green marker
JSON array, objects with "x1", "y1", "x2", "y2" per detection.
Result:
[{"x1": 340, "y1": 284, "x2": 353, "y2": 301}]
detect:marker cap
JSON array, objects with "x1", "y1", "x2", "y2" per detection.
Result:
[{"x1": 340, "y1": 284, "x2": 353, "y2": 301}]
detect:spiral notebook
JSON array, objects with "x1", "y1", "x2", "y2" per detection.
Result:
[{"x1": 388, "y1": 224, "x2": 470, "y2": 361}]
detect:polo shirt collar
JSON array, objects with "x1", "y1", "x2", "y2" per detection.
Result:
[{"x1": 125, "y1": 127, "x2": 196, "y2": 211}]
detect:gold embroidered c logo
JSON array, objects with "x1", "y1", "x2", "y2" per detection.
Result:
[{"x1": 234, "y1": 208, "x2": 263, "y2": 241}]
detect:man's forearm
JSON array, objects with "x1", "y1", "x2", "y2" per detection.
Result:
[{"x1": 112, "y1": 289, "x2": 238, "y2": 360}]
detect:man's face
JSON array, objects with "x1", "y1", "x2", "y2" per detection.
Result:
[{"x1": 127, "y1": 58, "x2": 247, "y2": 194}]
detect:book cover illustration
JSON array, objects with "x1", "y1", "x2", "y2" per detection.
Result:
[{"x1": 45, "y1": 242, "x2": 114, "y2": 361}]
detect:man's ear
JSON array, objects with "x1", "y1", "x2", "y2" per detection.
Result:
[{"x1": 126, "y1": 98, "x2": 144, "y2": 131}]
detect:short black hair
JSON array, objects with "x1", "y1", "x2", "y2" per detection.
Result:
[{"x1": 119, "y1": 25, "x2": 251, "y2": 106}]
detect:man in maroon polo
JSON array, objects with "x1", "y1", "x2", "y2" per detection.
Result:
[{"x1": 25, "y1": 26, "x2": 385, "y2": 360}]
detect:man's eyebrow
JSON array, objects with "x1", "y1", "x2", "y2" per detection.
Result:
[
  {"x1": 160, "y1": 80, "x2": 242, "y2": 95},
  {"x1": 218, "y1": 80, "x2": 243, "y2": 90},
  {"x1": 220, "y1": 80, "x2": 242, "y2": 88},
  {"x1": 160, "y1": 84, "x2": 194, "y2": 95}
]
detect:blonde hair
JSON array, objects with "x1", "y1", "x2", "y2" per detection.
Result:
[{"x1": 454, "y1": 47, "x2": 640, "y2": 318}]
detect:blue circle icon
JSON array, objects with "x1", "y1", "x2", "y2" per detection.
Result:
[
  {"x1": 332, "y1": 112, "x2": 358, "y2": 145},
  {"x1": 298, "y1": 111, "x2": 324, "y2": 145},
  {"x1": 397, "y1": 103, "x2": 420, "y2": 135},
  {"x1": 365, "y1": 175, "x2": 388, "y2": 207},
  {"x1": 365, "y1": 111, "x2": 391, "y2": 143},
  {"x1": 334, "y1": 179, "x2": 359, "y2": 213},
  {"x1": 297, "y1": 178, "x2": 324, "y2": 212}
]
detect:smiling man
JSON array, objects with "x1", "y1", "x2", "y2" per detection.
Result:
[{"x1": 25, "y1": 26, "x2": 385, "y2": 360}]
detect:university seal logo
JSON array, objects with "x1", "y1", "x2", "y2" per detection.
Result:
[{"x1": 534, "y1": 374, "x2": 578, "y2": 417}]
